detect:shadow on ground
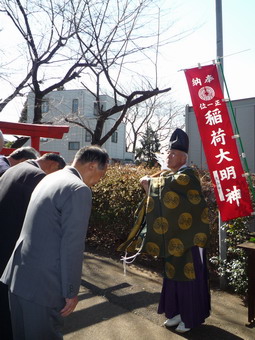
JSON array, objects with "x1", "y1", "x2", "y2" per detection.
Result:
[{"x1": 64, "y1": 279, "x2": 246, "y2": 340}]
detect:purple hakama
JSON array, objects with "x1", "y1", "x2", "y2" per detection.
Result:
[{"x1": 158, "y1": 246, "x2": 210, "y2": 329}]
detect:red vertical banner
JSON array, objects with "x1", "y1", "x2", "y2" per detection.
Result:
[{"x1": 185, "y1": 64, "x2": 253, "y2": 221}]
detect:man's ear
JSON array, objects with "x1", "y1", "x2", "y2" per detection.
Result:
[
  {"x1": 88, "y1": 162, "x2": 98, "y2": 170},
  {"x1": 47, "y1": 161, "x2": 59, "y2": 174}
]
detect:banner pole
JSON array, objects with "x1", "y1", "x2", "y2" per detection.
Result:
[{"x1": 217, "y1": 60, "x2": 255, "y2": 203}]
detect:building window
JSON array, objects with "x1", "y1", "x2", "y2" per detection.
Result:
[
  {"x1": 72, "y1": 99, "x2": 79, "y2": 113},
  {"x1": 85, "y1": 130, "x2": 92, "y2": 142},
  {"x1": 40, "y1": 138, "x2": 48, "y2": 142},
  {"x1": 41, "y1": 99, "x2": 49, "y2": 113},
  {"x1": 94, "y1": 102, "x2": 98, "y2": 115},
  {"x1": 68, "y1": 142, "x2": 80, "y2": 150},
  {"x1": 111, "y1": 131, "x2": 118, "y2": 143}
]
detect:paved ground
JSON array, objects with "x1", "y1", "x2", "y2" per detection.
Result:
[{"x1": 63, "y1": 251, "x2": 254, "y2": 340}]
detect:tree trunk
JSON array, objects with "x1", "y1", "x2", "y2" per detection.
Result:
[
  {"x1": 33, "y1": 94, "x2": 44, "y2": 124},
  {"x1": 92, "y1": 116, "x2": 105, "y2": 145}
]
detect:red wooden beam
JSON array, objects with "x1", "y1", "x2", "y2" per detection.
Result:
[
  {"x1": 0, "y1": 121, "x2": 69, "y2": 139},
  {"x1": 0, "y1": 121, "x2": 69, "y2": 155}
]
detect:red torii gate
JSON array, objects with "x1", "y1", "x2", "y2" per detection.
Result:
[{"x1": 0, "y1": 121, "x2": 69, "y2": 155}]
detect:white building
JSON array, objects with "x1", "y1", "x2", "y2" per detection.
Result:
[{"x1": 26, "y1": 89, "x2": 134, "y2": 164}]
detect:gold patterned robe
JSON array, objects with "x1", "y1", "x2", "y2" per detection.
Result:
[{"x1": 118, "y1": 167, "x2": 210, "y2": 281}]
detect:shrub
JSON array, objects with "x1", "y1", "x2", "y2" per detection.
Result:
[
  {"x1": 87, "y1": 165, "x2": 157, "y2": 251},
  {"x1": 210, "y1": 218, "x2": 250, "y2": 295}
]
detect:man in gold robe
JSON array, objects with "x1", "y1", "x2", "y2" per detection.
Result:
[{"x1": 119, "y1": 128, "x2": 210, "y2": 333}]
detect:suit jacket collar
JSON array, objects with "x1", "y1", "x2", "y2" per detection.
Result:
[
  {"x1": 26, "y1": 160, "x2": 40, "y2": 168},
  {"x1": 65, "y1": 166, "x2": 83, "y2": 180},
  {"x1": 0, "y1": 155, "x2": 10, "y2": 166}
]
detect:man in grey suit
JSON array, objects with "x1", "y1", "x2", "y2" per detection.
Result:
[
  {"x1": 0, "y1": 152, "x2": 66, "y2": 340},
  {"x1": 1, "y1": 145, "x2": 109, "y2": 340}
]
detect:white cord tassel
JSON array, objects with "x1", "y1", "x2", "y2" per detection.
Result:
[{"x1": 120, "y1": 239, "x2": 145, "y2": 275}]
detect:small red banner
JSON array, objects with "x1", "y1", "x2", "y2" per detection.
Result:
[{"x1": 185, "y1": 64, "x2": 253, "y2": 221}]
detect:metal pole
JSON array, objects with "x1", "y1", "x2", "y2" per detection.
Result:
[
  {"x1": 216, "y1": 0, "x2": 227, "y2": 289},
  {"x1": 216, "y1": 0, "x2": 224, "y2": 90}
]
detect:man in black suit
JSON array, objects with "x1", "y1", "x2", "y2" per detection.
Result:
[
  {"x1": 0, "y1": 146, "x2": 39, "y2": 177},
  {"x1": 0, "y1": 152, "x2": 66, "y2": 340}
]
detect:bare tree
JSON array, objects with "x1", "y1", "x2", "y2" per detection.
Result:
[
  {"x1": 0, "y1": 0, "x2": 94, "y2": 122},
  {"x1": 62, "y1": 0, "x2": 178, "y2": 145},
  {"x1": 0, "y1": 25, "x2": 32, "y2": 112},
  {"x1": 0, "y1": 0, "x2": 190, "y2": 146},
  {"x1": 125, "y1": 92, "x2": 185, "y2": 153},
  {"x1": 0, "y1": 73, "x2": 32, "y2": 113}
]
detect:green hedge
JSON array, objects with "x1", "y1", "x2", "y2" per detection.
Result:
[{"x1": 88, "y1": 165, "x2": 157, "y2": 252}]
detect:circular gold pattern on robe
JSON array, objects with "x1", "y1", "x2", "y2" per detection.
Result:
[
  {"x1": 165, "y1": 262, "x2": 175, "y2": 279},
  {"x1": 178, "y1": 212, "x2": 192, "y2": 230},
  {"x1": 146, "y1": 196, "x2": 154, "y2": 213},
  {"x1": 187, "y1": 190, "x2": 201, "y2": 204},
  {"x1": 174, "y1": 173, "x2": 190, "y2": 185},
  {"x1": 163, "y1": 191, "x2": 180, "y2": 209},
  {"x1": 145, "y1": 242, "x2": 160, "y2": 257},
  {"x1": 153, "y1": 217, "x2": 169, "y2": 234},
  {"x1": 151, "y1": 177, "x2": 165, "y2": 188},
  {"x1": 168, "y1": 238, "x2": 185, "y2": 257},
  {"x1": 201, "y1": 207, "x2": 209, "y2": 224},
  {"x1": 184, "y1": 262, "x2": 195, "y2": 279},
  {"x1": 193, "y1": 233, "x2": 207, "y2": 247}
]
